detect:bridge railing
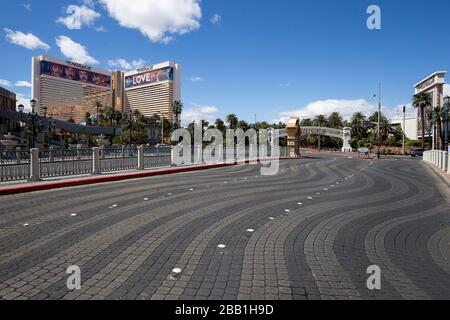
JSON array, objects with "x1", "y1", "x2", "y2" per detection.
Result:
[
  {"x1": 0, "y1": 150, "x2": 31, "y2": 182},
  {"x1": 423, "y1": 150, "x2": 450, "y2": 174},
  {"x1": 0, "y1": 146, "x2": 291, "y2": 183}
]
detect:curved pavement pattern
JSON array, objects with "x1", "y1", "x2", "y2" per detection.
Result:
[{"x1": 0, "y1": 153, "x2": 449, "y2": 300}]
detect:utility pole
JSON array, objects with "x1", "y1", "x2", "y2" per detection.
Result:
[
  {"x1": 402, "y1": 105, "x2": 406, "y2": 156},
  {"x1": 374, "y1": 82, "x2": 381, "y2": 159}
]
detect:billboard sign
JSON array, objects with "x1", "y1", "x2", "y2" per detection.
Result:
[
  {"x1": 125, "y1": 67, "x2": 173, "y2": 89},
  {"x1": 40, "y1": 61, "x2": 111, "y2": 88}
]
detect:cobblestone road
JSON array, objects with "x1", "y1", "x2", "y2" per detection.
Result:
[{"x1": 0, "y1": 154, "x2": 449, "y2": 300}]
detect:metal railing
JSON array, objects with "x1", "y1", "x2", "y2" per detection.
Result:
[
  {"x1": 0, "y1": 146, "x2": 292, "y2": 183},
  {"x1": 39, "y1": 149, "x2": 93, "y2": 178},
  {"x1": 0, "y1": 150, "x2": 30, "y2": 181},
  {"x1": 143, "y1": 146, "x2": 172, "y2": 168}
]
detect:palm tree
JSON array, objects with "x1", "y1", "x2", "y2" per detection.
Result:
[
  {"x1": 413, "y1": 92, "x2": 432, "y2": 149},
  {"x1": 172, "y1": 101, "x2": 183, "y2": 129},
  {"x1": 379, "y1": 118, "x2": 396, "y2": 140},
  {"x1": 215, "y1": 118, "x2": 226, "y2": 132},
  {"x1": 226, "y1": 114, "x2": 238, "y2": 129},
  {"x1": 350, "y1": 112, "x2": 368, "y2": 141},
  {"x1": 327, "y1": 112, "x2": 344, "y2": 129},
  {"x1": 237, "y1": 120, "x2": 249, "y2": 131},
  {"x1": 433, "y1": 106, "x2": 444, "y2": 150}
]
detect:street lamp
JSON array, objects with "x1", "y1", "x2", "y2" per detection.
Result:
[
  {"x1": 129, "y1": 109, "x2": 133, "y2": 147},
  {"x1": 444, "y1": 96, "x2": 450, "y2": 152}
]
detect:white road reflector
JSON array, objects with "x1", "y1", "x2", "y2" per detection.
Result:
[
  {"x1": 23, "y1": 223, "x2": 29, "y2": 227},
  {"x1": 297, "y1": 202, "x2": 303, "y2": 205},
  {"x1": 284, "y1": 209, "x2": 291, "y2": 212},
  {"x1": 70, "y1": 214, "x2": 77, "y2": 217},
  {"x1": 218, "y1": 244, "x2": 227, "y2": 249},
  {"x1": 246, "y1": 229, "x2": 255, "y2": 233}
]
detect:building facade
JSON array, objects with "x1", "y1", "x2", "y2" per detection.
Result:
[
  {"x1": 390, "y1": 116, "x2": 418, "y2": 140},
  {"x1": 32, "y1": 56, "x2": 181, "y2": 125},
  {"x1": 32, "y1": 55, "x2": 114, "y2": 122},
  {"x1": 124, "y1": 62, "x2": 181, "y2": 124},
  {"x1": 0, "y1": 86, "x2": 17, "y2": 136},
  {"x1": 413, "y1": 71, "x2": 447, "y2": 142}
]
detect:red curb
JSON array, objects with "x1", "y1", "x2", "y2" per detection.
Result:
[{"x1": 0, "y1": 157, "x2": 301, "y2": 196}]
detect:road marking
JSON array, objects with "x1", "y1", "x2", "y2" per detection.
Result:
[
  {"x1": 307, "y1": 197, "x2": 313, "y2": 200},
  {"x1": 144, "y1": 198, "x2": 149, "y2": 201},
  {"x1": 324, "y1": 188, "x2": 329, "y2": 191}
]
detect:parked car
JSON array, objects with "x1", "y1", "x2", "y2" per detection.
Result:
[{"x1": 410, "y1": 148, "x2": 424, "y2": 157}]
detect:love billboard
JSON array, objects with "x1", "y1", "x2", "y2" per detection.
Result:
[{"x1": 125, "y1": 67, "x2": 174, "y2": 89}]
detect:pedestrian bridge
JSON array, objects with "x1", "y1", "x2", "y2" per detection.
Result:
[{"x1": 276, "y1": 120, "x2": 352, "y2": 153}]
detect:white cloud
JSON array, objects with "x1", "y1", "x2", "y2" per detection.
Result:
[
  {"x1": 16, "y1": 93, "x2": 32, "y2": 112},
  {"x1": 14, "y1": 81, "x2": 32, "y2": 88},
  {"x1": 56, "y1": 35, "x2": 99, "y2": 65},
  {"x1": 99, "y1": 0, "x2": 202, "y2": 43},
  {"x1": 181, "y1": 103, "x2": 219, "y2": 126},
  {"x1": 107, "y1": 58, "x2": 146, "y2": 70},
  {"x1": 21, "y1": 4, "x2": 32, "y2": 11},
  {"x1": 57, "y1": 5, "x2": 101, "y2": 30},
  {"x1": 82, "y1": 0, "x2": 95, "y2": 8},
  {"x1": 0, "y1": 79, "x2": 12, "y2": 87},
  {"x1": 210, "y1": 14, "x2": 222, "y2": 25},
  {"x1": 190, "y1": 76, "x2": 204, "y2": 82},
  {"x1": 275, "y1": 99, "x2": 378, "y2": 123},
  {"x1": 4, "y1": 28, "x2": 50, "y2": 50}
]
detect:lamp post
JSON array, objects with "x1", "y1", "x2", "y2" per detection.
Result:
[
  {"x1": 444, "y1": 96, "x2": 450, "y2": 152},
  {"x1": 402, "y1": 105, "x2": 406, "y2": 156},
  {"x1": 129, "y1": 109, "x2": 133, "y2": 147},
  {"x1": 30, "y1": 99, "x2": 37, "y2": 148}
]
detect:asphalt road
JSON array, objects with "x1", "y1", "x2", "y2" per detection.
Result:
[{"x1": 0, "y1": 153, "x2": 449, "y2": 300}]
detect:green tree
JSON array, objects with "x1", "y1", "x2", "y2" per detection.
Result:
[
  {"x1": 215, "y1": 118, "x2": 226, "y2": 132},
  {"x1": 226, "y1": 114, "x2": 238, "y2": 129},
  {"x1": 327, "y1": 112, "x2": 343, "y2": 129},
  {"x1": 237, "y1": 120, "x2": 250, "y2": 131},
  {"x1": 172, "y1": 100, "x2": 183, "y2": 129},
  {"x1": 84, "y1": 112, "x2": 92, "y2": 126},
  {"x1": 350, "y1": 112, "x2": 369, "y2": 142}
]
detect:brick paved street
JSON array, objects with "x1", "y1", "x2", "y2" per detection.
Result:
[{"x1": 0, "y1": 153, "x2": 449, "y2": 300}]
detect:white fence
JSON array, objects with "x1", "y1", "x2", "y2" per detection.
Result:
[{"x1": 423, "y1": 150, "x2": 450, "y2": 175}]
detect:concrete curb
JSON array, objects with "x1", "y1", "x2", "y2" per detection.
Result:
[{"x1": 0, "y1": 157, "x2": 300, "y2": 196}]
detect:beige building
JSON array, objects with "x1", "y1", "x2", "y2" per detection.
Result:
[
  {"x1": 414, "y1": 71, "x2": 447, "y2": 141},
  {"x1": 32, "y1": 55, "x2": 113, "y2": 122},
  {"x1": 32, "y1": 56, "x2": 181, "y2": 124},
  {"x1": 124, "y1": 62, "x2": 181, "y2": 124}
]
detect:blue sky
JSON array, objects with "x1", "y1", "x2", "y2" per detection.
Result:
[{"x1": 1, "y1": 0, "x2": 449, "y2": 125}]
